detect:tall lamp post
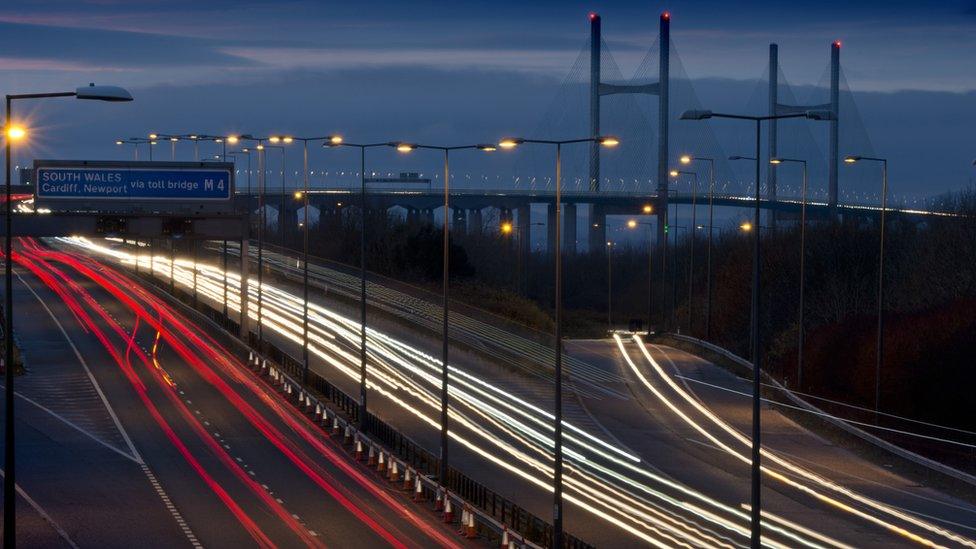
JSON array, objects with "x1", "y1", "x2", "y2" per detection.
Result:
[
  {"x1": 680, "y1": 154, "x2": 716, "y2": 339},
  {"x1": 769, "y1": 157, "x2": 809, "y2": 388},
  {"x1": 267, "y1": 136, "x2": 294, "y2": 248},
  {"x1": 5, "y1": 83, "x2": 132, "y2": 547},
  {"x1": 405, "y1": 143, "x2": 496, "y2": 491},
  {"x1": 497, "y1": 135, "x2": 619, "y2": 548},
  {"x1": 843, "y1": 155, "x2": 888, "y2": 413},
  {"x1": 606, "y1": 240, "x2": 614, "y2": 332},
  {"x1": 627, "y1": 216, "x2": 655, "y2": 333},
  {"x1": 115, "y1": 137, "x2": 152, "y2": 160},
  {"x1": 670, "y1": 169, "x2": 698, "y2": 334},
  {"x1": 323, "y1": 139, "x2": 396, "y2": 427},
  {"x1": 681, "y1": 108, "x2": 832, "y2": 548}
]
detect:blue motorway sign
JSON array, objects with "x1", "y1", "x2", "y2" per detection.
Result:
[{"x1": 35, "y1": 164, "x2": 232, "y2": 201}]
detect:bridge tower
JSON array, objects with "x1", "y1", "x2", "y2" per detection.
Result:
[
  {"x1": 587, "y1": 11, "x2": 670, "y2": 266},
  {"x1": 767, "y1": 40, "x2": 841, "y2": 213}
]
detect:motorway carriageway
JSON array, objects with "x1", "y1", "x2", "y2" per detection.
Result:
[
  {"x1": 5, "y1": 237, "x2": 462, "y2": 547},
  {"x1": 57, "y1": 236, "x2": 976, "y2": 548}
]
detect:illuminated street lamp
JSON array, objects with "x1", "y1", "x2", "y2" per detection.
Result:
[
  {"x1": 401, "y1": 141, "x2": 497, "y2": 498},
  {"x1": 670, "y1": 169, "x2": 698, "y2": 335},
  {"x1": 498, "y1": 134, "x2": 619, "y2": 548},
  {"x1": 844, "y1": 154, "x2": 888, "y2": 414},
  {"x1": 682, "y1": 107, "x2": 831, "y2": 547},
  {"x1": 4, "y1": 83, "x2": 132, "y2": 547},
  {"x1": 323, "y1": 137, "x2": 397, "y2": 426},
  {"x1": 769, "y1": 157, "x2": 809, "y2": 388},
  {"x1": 627, "y1": 218, "x2": 655, "y2": 332},
  {"x1": 680, "y1": 154, "x2": 717, "y2": 340}
]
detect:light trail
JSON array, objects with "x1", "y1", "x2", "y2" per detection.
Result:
[
  {"x1": 622, "y1": 334, "x2": 976, "y2": 548},
  {"x1": 54, "y1": 236, "x2": 924, "y2": 548}
]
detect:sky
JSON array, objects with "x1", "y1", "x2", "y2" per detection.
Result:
[{"x1": 2, "y1": 0, "x2": 975, "y2": 200}]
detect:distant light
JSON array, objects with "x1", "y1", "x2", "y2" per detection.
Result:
[
  {"x1": 606, "y1": 241, "x2": 612, "y2": 247},
  {"x1": 329, "y1": 135, "x2": 343, "y2": 145},
  {"x1": 293, "y1": 190, "x2": 303, "y2": 200},
  {"x1": 740, "y1": 222, "x2": 752, "y2": 232},
  {"x1": 256, "y1": 144, "x2": 265, "y2": 150},
  {"x1": 669, "y1": 170, "x2": 679, "y2": 177},
  {"x1": 642, "y1": 204, "x2": 653, "y2": 214},
  {"x1": 148, "y1": 133, "x2": 158, "y2": 139},
  {"x1": 477, "y1": 144, "x2": 497, "y2": 152},
  {"x1": 627, "y1": 219, "x2": 638, "y2": 229},
  {"x1": 679, "y1": 154, "x2": 692, "y2": 165},
  {"x1": 500, "y1": 221, "x2": 513, "y2": 234},
  {"x1": 589, "y1": 12, "x2": 598, "y2": 21},
  {"x1": 150, "y1": 141, "x2": 158, "y2": 145},
  {"x1": 269, "y1": 136, "x2": 281, "y2": 143},
  {"x1": 115, "y1": 140, "x2": 124, "y2": 145},
  {"x1": 662, "y1": 11, "x2": 670, "y2": 20},
  {"x1": 169, "y1": 137, "x2": 179, "y2": 142},
  {"x1": 226, "y1": 135, "x2": 240, "y2": 144},
  {"x1": 834, "y1": 40, "x2": 842, "y2": 48},
  {"x1": 189, "y1": 135, "x2": 198, "y2": 139},
  {"x1": 282, "y1": 136, "x2": 294, "y2": 143},
  {"x1": 215, "y1": 138, "x2": 223, "y2": 143}
]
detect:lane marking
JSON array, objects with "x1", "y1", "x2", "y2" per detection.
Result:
[
  {"x1": 18, "y1": 271, "x2": 201, "y2": 547},
  {"x1": 0, "y1": 468, "x2": 80, "y2": 548}
]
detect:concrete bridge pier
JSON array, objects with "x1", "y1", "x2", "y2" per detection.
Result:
[
  {"x1": 451, "y1": 207, "x2": 467, "y2": 235},
  {"x1": 422, "y1": 208, "x2": 434, "y2": 225},
  {"x1": 469, "y1": 208, "x2": 483, "y2": 235}
]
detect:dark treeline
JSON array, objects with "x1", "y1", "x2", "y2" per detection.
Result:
[{"x1": 276, "y1": 191, "x2": 976, "y2": 436}]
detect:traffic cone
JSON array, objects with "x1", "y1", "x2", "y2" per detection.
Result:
[
  {"x1": 508, "y1": 540, "x2": 516, "y2": 549},
  {"x1": 248, "y1": 351, "x2": 254, "y2": 363},
  {"x1": 434, "y1": 489, "x2": 444, "y2": 511},
  {"x1": 377, "y1": 451, "x2": 386, "y2": 473},
  {"x1": 314, "y1": 404, "x2": 322, "y2": 419},
  {"x1": 458, "y1": 508, "x2": 468, "y2": 534},
  {"x1": 465, "y1": 508, "x2": 477, "y2": 539},
  {"x1": 355, "y1": 439, "x2": 364, "y2": 461},
  {"x1": 261, "y1": 358, "x2": 267, "y2": 371},
  {"x1": 388, "y1": 460, "x2": 399, "y2": 482},
  {"x1": 500, "y1": 527, "x2": 510, "y2": 548},
  {"x1": 442, "y1": 498, "x2": 454, "y2": 523},
  {"x1": 413, "y1": 478, "x2": 424, "y2": 502},
  {"x1": 367, "y1": 445, "x2": 377, "y2": 466},
  {"x1": 332, "y1": 416, "x2": 340, "y2": 435},
  {"x1": 343, "y1": 424, "x2": 352, "y2": 445},
  {"x1": 402, "y1": 467, "x2": 412, "y2": 491}
]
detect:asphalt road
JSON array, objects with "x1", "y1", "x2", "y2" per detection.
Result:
[
  {"x1": 2, "y1": 239, "x2": 463, "y2": 548},
  {"x1": 51, "y1": 236, "x2": 976, "y2": 548}
]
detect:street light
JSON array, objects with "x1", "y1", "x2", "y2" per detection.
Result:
[
  {"x1": 769, "y1": 157, "x2": 809, "y2": 389},
  {"x1": 498, "y1": 134, "x2": 619, "y2": 548},
  {"x1": 405, "y1": 142, "x2": 496, "y2": 497},
  {"x1": 627, "y1": 217, "x2": 655, "y2": 332},
  {"x1": 680, "y1": 154, "x2": 716, "y2": 340},
  {"x1": 681, "y1": 107, "x2": 830, "y2": 548},
  {"x1": 323, "y1": 138, "x2": 394, "y2": 427},
  {"x1": 4, "y1": 82, "x2": 132, "y2": 547},
  {"x1": 844, "y1": 154, "x2": 888, "y2": 414},
  {"x1": 671, "y1": 169, "x2": 698, "y2": 335}
]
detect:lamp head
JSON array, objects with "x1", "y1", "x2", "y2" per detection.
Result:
[
  {"x1": 740, "y1": 221, "x2": 753, "y2": 232},
  {"x1": 498, "y1": 138, "x2": 523, "y2": 149},
  {"x1": 500, "y1": 221, "x2": 513, "y2": 234},
  {"x1": 477, "y1": 144, "x2": 497, "y2": 152},
  {"x1": 597, "y1": 135, "x2": 620, "y2": 147},
  {"x1": 169, "y1": 137, "x2": 179, "y2": 142},
  {"x1": 6, "y1": 126, "x2": 27, "y2": 141},
  {"x1": 148, "y1": 133, "x2": 158, "y2": 139},
  {"x1": 669, "y1": 169, "x2": 679, "y2": 178},
  {"x1": 226, "y1": 135, "x2": 240, "y2": 144},
  {"x1": 627, "y1": 219, "x2": 638, "y2": 229},
  {"x1": 679, "y1": 154, "x2": 692, "y2": 165},
  {"x1": 115, "y1": 140, "x2": 124, "y2": 145},
  {"x1": 75, "y1": 83, "x2": 133, "y2": 102},
  {"x1": 282, "y1": 136, "x2": 294, "y2": 144},
  {"x1": 769, "y1": 158, "x2": 783, "y2": 165},
  {"x1": 392, "y1": 142, "x2": 415, "y2": 153},
  {"x1": 293, "y1": 190, "x2": 304, "y2": 200},
  {"x1": 269, "y1": 136, "x2": 281, "y2": 143},
  {"x1": 322, "y1": 135, "x2": 344, "y2": 147},
  {"x1": 680, "y1": 109, "x2": 713, "y2": 120},
  {"x1": 844, "y1": 155, "x2": 861, "y2": 164},
  {"x1": 806, "y1": 110, "x2": 835, "y2": 121},
  {"x1": 642, "y1": 204, "x2": 653, "y2": 214}
]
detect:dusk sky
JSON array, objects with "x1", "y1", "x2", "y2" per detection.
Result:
[{"x1": 2, "y1": 0, "x2": 975, "y2": 199}]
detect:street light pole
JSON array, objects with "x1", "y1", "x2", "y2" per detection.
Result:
[
  {"x1": 844, "y1": 155, "x2": 888, "y2": 412},
  {"x1": 682, "y1": 108, "x2": 830, "y2": 548},
  {"x1": 323, "y1": 139, "x2": 390, "y2": 428},
  {"x1": 681, "y1": 155, "x2": 715, "y2": 339},
  {"x1": 607, "y1": 240, "x2": 613, "y2": 332},
  {"x1": 770, "y1": 157, "x2": 808, "y2": 388},
  {"x1": 411, "y1": 142, "x2": 496, "y2": 492},
  {"x1": 4, "y1": 83, "x2": 132, "y2": 548},
  {"x1": 671, "y1": 169, "x2": 698, "y2": 334},
  {"x1": 498, "y1": 135, "x2": 619, "y2": 548}
]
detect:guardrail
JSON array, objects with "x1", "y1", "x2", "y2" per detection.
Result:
[{"x1": 139, "y1": 266, "x2": 594, "y2": 549}]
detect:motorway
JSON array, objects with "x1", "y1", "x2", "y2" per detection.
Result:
[
  {"x1": 2, "y1": 238, "x2": 463, "y2": 547},
  {"x1": 47, "y1": 236, "x2": 976, "y2": 547}
]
